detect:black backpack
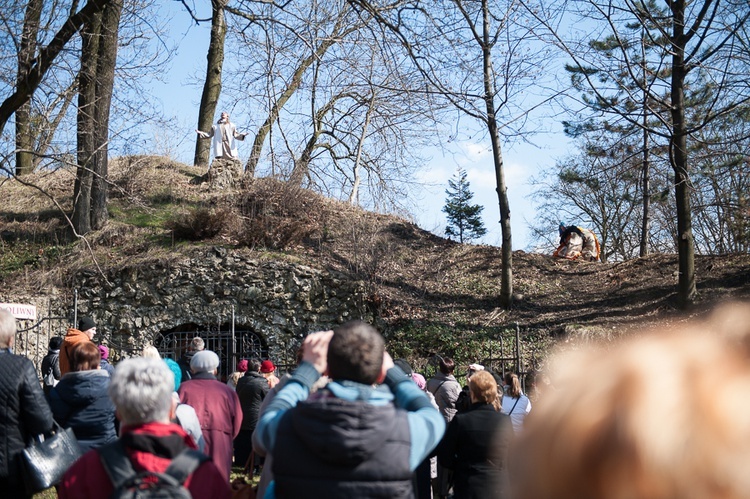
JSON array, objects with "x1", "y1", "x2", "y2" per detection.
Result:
[
  {"x1": 98, "y1": 441, "x2": 208, "y2": 499},
  {"x1": 455, "y1": 386, "x2": 472, "y2": 414}
]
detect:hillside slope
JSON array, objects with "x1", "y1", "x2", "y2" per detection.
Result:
[{"x1": 2, "y1": 155, "x2": 750, "y2": 366}]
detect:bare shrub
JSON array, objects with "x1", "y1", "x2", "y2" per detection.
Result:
[
  {"x1": 236, "y1": 179, "x2": 328, "y2": 250},
  {"x1": 165, "y1": 206, "x2": 229, "y2": 241}
]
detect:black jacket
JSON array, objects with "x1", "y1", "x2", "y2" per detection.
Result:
[
  {"x1": 273, "y1": 396, "x2": 413, "y2": 499},
  {"x1": 0, "y1": 349, "x2": 54, "y2": 497},
  {"x1": 236, "y1": 371, "x2": 269, "y2": 431},
  {"x1": 178, "y1": 351, "x2": 195, "y2": 382},
  {"x1": 437, "y1": 403, "x2": 513, "y2": 499},
  {"x1": 41, "y1": 349, "x2": 61, "y2": 381},
  {"x1": 48, "y1": 369, "x2": 117, "y2": 453}
]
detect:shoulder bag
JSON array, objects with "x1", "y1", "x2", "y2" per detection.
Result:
[{"x1": 20, "y1": 421, "x2": 83, "y2": 495}]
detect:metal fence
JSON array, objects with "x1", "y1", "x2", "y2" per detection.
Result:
[
  {"x1": 14, "y1": 316, "x2": 70, "y2": 378},
  {"x1": 153, "y1": 329, "x2": 269, "y2": 380}
]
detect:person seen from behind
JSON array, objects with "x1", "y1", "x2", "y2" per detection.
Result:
[
  {"x1": 255, "y1": 320, "x2": 446, "y2": 498},
  {"x1": 438, "y1": 370, "x2": 513, "y2": 499},
  {"x1": 501, "y1": 372, "x2": 531, "y2": 433},
  {"x1": 0, "y1": 310, "x2": 54, "y2": 498},
  {"x1": 58, "y1": 357, "x2": 231, "y2": 498},
  {"x1": 177, "y1": 336, "x2": 204, "y2": 382},
  {"x1": 426, "y1": 355, "x2": 463, "y2": 499},
  {"x1": 227, "y1": 358, "x2": 248, "y2": 389},
  {"x1": 261, "y1": 359, "x2": 280, "y2": 388},
  {"x1": 178, "y1": 349, "x2": 241, "y2": 480},
  {"x1": 98, "y1": 344, "x2": 115, "y2": 377},
  {"x1": 48, "y1": 341, "x2": 117, "y2": 453},
  {"x1": 41, "y1": 336, "x2": 63, "y2": 394},
  {"x1": 235, "y1": 357, "x2": 269, "y2": 469},
  {"x1": 59, "y1": 316, "x2": 96, "y2": 375}
]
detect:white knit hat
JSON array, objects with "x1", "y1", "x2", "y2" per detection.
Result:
[{"x1": 190, "y1": 350, "x2": 220, "y2": 373}]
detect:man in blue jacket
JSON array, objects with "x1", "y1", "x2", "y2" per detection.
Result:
[{"x1": 255, "y1": 321, "x2": 445, "y2": 499}]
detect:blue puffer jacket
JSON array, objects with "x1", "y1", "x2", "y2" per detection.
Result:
[{"x1": 48, "y1": 369, "x2": 116, "y2": 453}]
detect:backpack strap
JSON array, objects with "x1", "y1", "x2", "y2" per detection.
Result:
[
  {"x1": 163, "y1": 449, "x2": 209, "y2": 484},
  {"x1": 99, "y1": 441, "x2": 208, "y2": 489},
  {"x1": 428, "y1": 380, "x2": 447, "y2": 396},
  {"x1": 98, "y1": 441, "x2": 137, "y2": 490}
]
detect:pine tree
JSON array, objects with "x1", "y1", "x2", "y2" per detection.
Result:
[{"x1": 443, "y1": 168, "x2": 487, "y2": 243}]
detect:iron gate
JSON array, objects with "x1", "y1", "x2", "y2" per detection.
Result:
[{"x1": 154, "y1": 329, "x2": 268, "y2": 380}]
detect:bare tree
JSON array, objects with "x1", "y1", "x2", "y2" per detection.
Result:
[
  {"x1": 523, "y1": 0, "x2": 750, "y2": 307},
  {"x1": 0, "y1": 0, "x2": 113, "y2": 138},
  {"x1": 349, "y1": 0, "x2": 552, "y2": 308},
  {"x1": 221, "y1": 0, "x2": 437, "y2": 211}
]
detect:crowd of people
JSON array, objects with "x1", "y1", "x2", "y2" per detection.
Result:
[{"x1": 4, "y1": 301, "x2": 750, "y2": 498}]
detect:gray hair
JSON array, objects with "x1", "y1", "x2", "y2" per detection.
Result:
[
  {"x1": 109, "y1": 357, "x2": 174, "y2": 426},
  {"x1": 190, "y1": 337, "x2": 205, "y2": 352},
  {"x1": 0, "y1": 310, "x2": 16, "y2": 349}
]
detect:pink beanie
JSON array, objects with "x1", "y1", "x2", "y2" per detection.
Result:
[
  {"x1": 411, "y1": 372, "x2": 426, "y2": 390},
  {"x1": 98, "y1": 345, "x2": 109, "y2": 360}
]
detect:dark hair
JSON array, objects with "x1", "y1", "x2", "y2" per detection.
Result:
[
  {"x1": 70, "y1": 341, "x2": 101, "y2": 371},
  {"x1": 48, "y1": 336, "x2": 63, "y2": 350},
  {"x1": 248, "y1": 358, "x2": 261, "y2": 373},
  {"x1": 327, "y1": 321, "x2": 384, "y2": 384},
  {"x1": 439, "y1": 356, "x2": 456, "y2": 375}
]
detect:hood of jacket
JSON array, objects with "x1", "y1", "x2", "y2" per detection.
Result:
[
  {"x1": 290, "y1": 388, "x2": 400, "y2": 466},
  {"x1": 55, "y1": 369, "x2": 110, "y2": 406}
]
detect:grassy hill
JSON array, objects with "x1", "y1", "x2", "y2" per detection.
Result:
[{"x1": 3, "y1": 155, "x2": 750, "y2": 375}]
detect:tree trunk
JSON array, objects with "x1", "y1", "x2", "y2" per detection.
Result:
[
  {"x1": 481, "y1": 0, "x2": 512, "y2": 309},
  {"x1": 670, "y1": 0, "x2": 696, "y2": 307},
  {"x1": 349, "y1": 95, "x2": 375, "y2": 204},
  {"x1": 14, "y1": 0, "x2": 43, "y2": 176},
  {"x1": 0, "y1": 0, "x2": 112, "y2": 137},
  {"x1": 90, "y1": 0, "x2": 122, "y2": 230},
  {"x1": 639, "y1": 33, "x2": 650, "y2": 258},
  {"x1": 73, "y1": 12, "x2": 102, "y2": 236},
  {"x1": 193, "y1": 0, "x2": 228, "y2": 168}
]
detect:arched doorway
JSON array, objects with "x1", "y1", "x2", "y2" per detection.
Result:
[{"x1": 154, "y1": 323, "x2": 267, "y2": 380}]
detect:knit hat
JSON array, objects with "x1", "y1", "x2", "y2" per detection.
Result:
[
  {"x1": 164, "y1": 358, "x2": 182, "y2": 391},
  {"x1": 237, "y1": 359, "x2": 249, "y2": 373},
  {"x1": 411, "y1": 372, "x2": 426, "y2": 390},
  {"x1": 190, "y1": 350, "x2": 220, "y2": 373},
  {"x1": 260, "y1": 360, "x2": 275, "y2": 373},
  {"x1": 468, "y1": 363, "x2": 485, "y2": 377},
  {"x1": 78, "y1": 316, "x2": 96, "y2": 332},
  {"x1": 394, "y1": 358, "x2": 414, "y2": 377},
  {"x1": 98, "y1": 345, "x2": 109, "y2": 360}
]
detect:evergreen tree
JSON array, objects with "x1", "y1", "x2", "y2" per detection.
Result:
[{"x1": 443, "y1": 168, "x2": 487, "y2": 243}]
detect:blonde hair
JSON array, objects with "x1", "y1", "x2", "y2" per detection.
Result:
[
  {"x1": 504, "y1": 372, "x2": 522, "y2": 398},
  {"x1": 469, "y1": 371, "x2": 500, "y2": 411},
  {"x1": 142, "y1": 345, "x2": 161, "y2": 359},
  {"x1": 511, "y1": 302, "x2": 750, "y2": 499}
]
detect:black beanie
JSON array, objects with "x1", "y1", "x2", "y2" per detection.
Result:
[
  {"x1": 393, "y1": 358, "x2": 413, "y2": 377},
  {"x1": 78, "y1": 316, "x2": 96, "y2": 332}
]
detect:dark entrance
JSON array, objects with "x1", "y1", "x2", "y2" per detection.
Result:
[{"x1": 154, "y1": 324, "x2": 267, "y2": 380}]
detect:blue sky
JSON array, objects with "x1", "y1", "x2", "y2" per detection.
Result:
[{"x1": 150, "y1": 3, "x2": 571, "y2": 251}]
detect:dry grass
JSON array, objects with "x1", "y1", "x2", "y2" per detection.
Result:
[{"x1": 4, "y1": 154, "x2": 750, "y2": 368}]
